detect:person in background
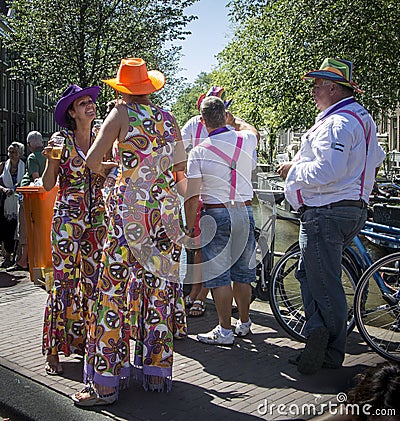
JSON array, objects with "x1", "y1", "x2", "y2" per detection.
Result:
[
  {"x1": 72, "y1": 58, "x2": 186, "y2": 406},
  {"x1": 185, "y1": 96, "x2": 259, "y2": 345},
  {"x1": 278, "y1": 58, "x2": 386, "y2": 375},
  {"x1": 179, "y1": 87, "x2": 233, "y2": 317},
  {"x1": 7, "y1": 131, "x2": 46, "y2": 272},
  {"x1": 42, "y1": 84, "x2": 108, "y2": 376},
  {"x1": 0, "y1": 142, "x2": 25, "y2": 268},
  {"x1": 181, "y1": 86, "x2": 233, "y2": 152}
]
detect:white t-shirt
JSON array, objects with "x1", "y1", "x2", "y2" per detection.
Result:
[
  {"x1": 181, "y1": 115, "x2": 209, "y2": 151},
  {"x1": 186, "y1": 129, "x2": 257, "y2": 204},
  {"x1": 181, "y1": 115, "x2": 258, "y2": 164}
]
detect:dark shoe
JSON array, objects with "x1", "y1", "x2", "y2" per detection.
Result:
[
  {"x1": 6, "y1": 264, "x2": 29, "y2": 272},
  {"x1": 288, "y1": 352, "x2": 301, "y2": 365},
  {"x1": 297, "y1": 327, "x2": 330, "y2": 375},
  {"x1": 289, "y1": 352, "x2": 341, "y2": 369},
  {"x1": 322, "y1": 360, "x2": 342, "y2": 369}
]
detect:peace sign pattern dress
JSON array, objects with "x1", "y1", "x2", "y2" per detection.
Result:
[
  {"x1": 84, "y1": 103, "x2": 186, "y2": 393},
  {"x1": 42, "y1": 130, "x2": 107, "y2": 357}
]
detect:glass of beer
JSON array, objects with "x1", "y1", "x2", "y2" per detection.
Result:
[{"x1": 51, "y1": 135, "x2": 64, "y2": 160}]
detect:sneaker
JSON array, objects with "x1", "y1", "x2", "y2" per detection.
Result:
[
  {"x1": 234, "y1": 318, "x2": 252, "y2": 337},
  {"x1": 197, "y1": 325, "x2": 234, "y2": 345}
]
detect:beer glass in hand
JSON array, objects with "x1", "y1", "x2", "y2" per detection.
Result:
[{"x1": 51, "y1": 135, "x2": 65, "y2": 160}]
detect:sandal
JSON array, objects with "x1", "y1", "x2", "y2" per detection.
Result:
[
  {"x1": 188, "y1": 299, "x2": 206, "y2": 317},
  {"x1": 184, "y1": 295, "x2": 195, "y2": 308},
  {"x1": 148, "y1": 376, "x2": 164, "y2": 392},
  {"x1": 45, "y1": 357, "x2": 64, "y2": 376},
  {"x1": 72, "y1": 385, "x2": 117, "y2": 407}
]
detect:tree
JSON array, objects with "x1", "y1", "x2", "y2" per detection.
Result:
[
  {"x1": 219, "y1": 0, "x2": 400, "y2": 133},
  {"x1": 3, "y1": 0, "x2": 197, "y2": 108},
  {"x1": 171, "y1": 72, "x2": 215, "y2": 127}
]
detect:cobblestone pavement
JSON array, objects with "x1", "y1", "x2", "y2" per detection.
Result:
[{"x1": 0, "y1": 269, "x2": 384, "y2": 421}]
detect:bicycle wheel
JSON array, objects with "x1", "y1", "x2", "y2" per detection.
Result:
[
  {"x1": 269, "y1": 249, "x2": 357, "y2": 342},
  {"x1": 354, "y1": 252, "x2": 400, "y2": 362}
]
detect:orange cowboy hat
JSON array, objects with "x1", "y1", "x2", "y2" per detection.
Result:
[{"x1": 102, "y1": 58, "x2": 166, "y2": 95}]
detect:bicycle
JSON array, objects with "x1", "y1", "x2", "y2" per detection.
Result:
[
  {"x1": 269, "y1": 216, "x2": 400, "y2": 362},
  {"x1": 353, "y1": 225, "x2": 400, "y2": 362}
]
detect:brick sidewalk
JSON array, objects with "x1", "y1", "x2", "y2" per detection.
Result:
[{"x1": 0, "y1": 269, "x2": 384, "y2": 421}]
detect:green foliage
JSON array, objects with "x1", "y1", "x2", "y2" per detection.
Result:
[
  {"x1": 218, "y1": 0, "x2": 400, "y2": 134},
  {"x1": 5, "y1": 0, "x2": 197, "y2": 108},
  {"x1": 171, "y1": 72, "x2": 215, "y2": 127}
]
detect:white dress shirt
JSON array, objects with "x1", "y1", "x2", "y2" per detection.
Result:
[{"x1": 285, "y1": 97, "x2": 385, "y2": 210}]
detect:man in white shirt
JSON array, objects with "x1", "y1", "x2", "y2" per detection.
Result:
[
  {"x1": 278, "y1": 58, "x2": 385, "y2": 374},
  {"x1": 179, "y1": 86, "x2": 232, "y2": 317},
  {"x1": 184, "y1": 96, "x2": 259, "y2": 345},
  {"x1": 181, "y1": 86, "x2": 232, "y2": 153}
]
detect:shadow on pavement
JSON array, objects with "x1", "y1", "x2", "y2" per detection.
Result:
[
  {"x1": 177, "y1": 302, "x2": 374, "y2": 396},
  {"x1": 0, "y1": 270, "x2": 24, "y2": 287}
]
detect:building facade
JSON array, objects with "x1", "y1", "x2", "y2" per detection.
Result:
[{"x1": 0, "y1": 0, "x2": 56, "y2": 160}]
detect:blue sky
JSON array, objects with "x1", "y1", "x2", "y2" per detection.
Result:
[{"x1": 176, "y1": 0, "x2": 233, "y2": 84}]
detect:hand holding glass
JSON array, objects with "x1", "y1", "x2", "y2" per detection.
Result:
[{"x1": 51, "y1": 136, "x2": 64, "y2": 160}]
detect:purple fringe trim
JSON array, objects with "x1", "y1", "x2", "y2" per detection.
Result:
[
  {"x1": 84, "y1": 361, "x2": 131, "y2": 391},
  {"x1": 133, "y1": 365, "x2": 172, "y2": 393}
]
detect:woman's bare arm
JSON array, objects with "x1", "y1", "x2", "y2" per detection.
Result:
[
  {"x1": 86, "y1": 106, "x2": 123, "y2": 177},
  {"x1": 41, "y1": 133, "x2": 62, "y2": 191}
]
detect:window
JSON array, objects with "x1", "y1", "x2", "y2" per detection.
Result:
[
  {"x1": 27, "y1": 85, "x2": 34, "y2": 111},
  {"x1": 16, "y1": 82, "x2": 20, "y2": 113},
  {"x1": 10, "y1": 79, "x2": 14, "y2": 111},
  {"x1": 2, "y1": 74, "x2": 8, "y2": 111},
  {"x1": 1, "y1": 120, "x2": 8, "y2": 157},
  {"x1": 392, "y1": 117, "x2": 398, "y2": 151}
]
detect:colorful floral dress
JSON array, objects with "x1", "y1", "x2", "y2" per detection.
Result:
[
  {"x1": 42, "y1": 130, "x2": 107, "y2": 356},
  {"x1": 84, "y1": 102, "x2": 186, "y2": 393}
]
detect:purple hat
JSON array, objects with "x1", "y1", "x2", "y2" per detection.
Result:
[
  {"x1": 54, "y1": 84, "x2": 101, "y2": 127},
  {"x1": 197, "y1": 86, "x2": 232, "y2": 111}
]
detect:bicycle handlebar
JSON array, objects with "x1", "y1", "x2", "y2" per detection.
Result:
[
  {"x1": 254, "y1": 189, "x2": 286, "y2": 205},
  {"x1": 369, "y1": 194, "x2": 400, "y2": 205}
]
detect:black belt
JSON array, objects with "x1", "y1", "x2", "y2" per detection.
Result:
[
  {"x1": 298, "y1": 199, "x2": 367, "y2": 215},
  {"x1": 203, "y1": 200, "x2": 252, "y2": 209}
]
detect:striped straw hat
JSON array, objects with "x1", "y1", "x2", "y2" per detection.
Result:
[{"x1": 303, "y1": 58, "x2": 362, "y2": 93}]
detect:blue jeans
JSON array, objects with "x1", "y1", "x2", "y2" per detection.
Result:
[
  {"x1": 296, "y1": 206, "x2": 367, "y2": 365},
  {"x1": 200, "y1": 205, "x2": 256, "y2": 288}
]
